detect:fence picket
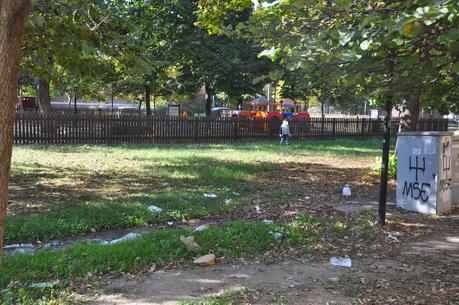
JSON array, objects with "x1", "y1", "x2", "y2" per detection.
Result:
[{"x1": 12, "y1": 113, "x2": 449, "y2": 145}]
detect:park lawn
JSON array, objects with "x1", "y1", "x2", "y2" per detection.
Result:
[
  {"x1": 6, "y1": 139, "x2": 386, "y2": 244},
  {"x1": 1, "y1": 211, "x2": 377, "y2": 304}
]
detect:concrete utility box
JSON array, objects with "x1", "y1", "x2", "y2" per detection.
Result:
[
  {"x1": 396, "y1": 132, "x2": 453, "y2": 215},
  {"x1": 453, "y1": 133, "x2": 459, "y2": 207}
]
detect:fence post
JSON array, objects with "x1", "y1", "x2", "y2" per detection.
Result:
[
  {"x1": 360, "y1": 118, "x2": 365, "y2": 139},
  {"x1": 332, "y1": 118, "x2": 336, "y2": 139},
  {"x1": 194, "y1": 118, "x2": 199, "y2": 143},
  {"x1": 321, "y1": 116, "x2": 325, "y2": 138}
]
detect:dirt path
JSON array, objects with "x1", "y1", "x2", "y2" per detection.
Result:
[{"x1": 86, "y1": 228, "x2": 458, "y2": 305}]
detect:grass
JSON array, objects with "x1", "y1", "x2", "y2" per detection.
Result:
[
  {"x1": 2, "y1": 140, "x2": 386, "y2": 304},
  {"x1": 7, "y1": 139, "x2": 385, "y2": 243},
  {"x1": 180, "y1": 288, "x2": 254, "y2": 305},
  {"x1": 0, "y1": 212, "x2": 376, "y2": 288}
]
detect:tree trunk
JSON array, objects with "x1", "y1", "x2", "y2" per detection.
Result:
[
  {"x1": 73, "y1": 91, "x2": 78, "y2": 114},
  {"x1": 400, "y1": 86, "x2": 421, "y2": 131},
  {"x1": 37, "y1": 79, "x2": 51, "y2": 113},
  {"x1": 145, "y1": 85, "x2": 151, "y2": 116},
  {"x1": 66, "y1": 92, "x2": 72, "y2": 109},
  {"x1": 205, "y1": 87, "x2": 213, "y2": 117},
  {"x1": 238, "y1": 96, "x2": 243, "y2": 110},
  {"x1": 0, "y1": 0, "x2": 33, "y2": 264},
  {"x1": 320, "y1": 100, "x2": 325, "y2": 120}
]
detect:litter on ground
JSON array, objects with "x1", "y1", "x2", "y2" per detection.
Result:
[
  {"x1": 269, "y1": 231, "x2": 283, "y2": 239},
  {"x1": 203, "y1": 193, "x2": 218, "y2": 198},
  {"x1": 342, "y1": 185, "x2": 351, "y2": 196},
  {"x1": 148, "y1": 205, "x2": 163, "y2": 213},
  {"x1": 29, "y1": 280, "x2": 60, "y2": 289},
  {"x1": 180, "y1": 236, "x2": 200, "y2": 251},
  {"x1": 330, "y1": 257, "x2": 352, "y2": 267},
  {"x1": 102, "y1": 233, "x2": 143, "y2": 245},
  {"x1": 3, "y1": 243, "x2": 36, "y2": 255},
  {"x1": 387, "y1": 233, "x2": 400, "y2": 241},
  {"x1": 193, "y1": 224, "x2": 209, "y2": 232},
  {"x1": 255, "y1": 205, "x2": 261, "y2": 213},
  {"x1": 193, "y1": 254, "x2": 216, "y2": 266},
  {"x1": 263, "y1": 219, "x2": 274, "y2": 224}
]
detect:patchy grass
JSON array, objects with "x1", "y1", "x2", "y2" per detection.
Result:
[
  {"x1": 0, "y1": 286, "x2": 81, "y2": 305},
  {"x1": 180, "y1": 288, "x2": 254, "y2": 305},
  {"x1": 0, "y1": 212, "x2": 377, "y2": 289},
  {"x1": 7, "y1": 139, "x2": 385, "y2": 243}
]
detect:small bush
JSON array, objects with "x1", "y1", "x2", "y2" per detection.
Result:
[{"x1": 371, "y1": 154, "x2": 397, "y2": 178}]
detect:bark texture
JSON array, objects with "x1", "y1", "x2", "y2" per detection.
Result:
[
  {"x1": 400, "y1": 85, "x2": 421, "y2": 131},
  {"x1": 37, "y1": 78, "x2": 51, "y2": 113},
  {"x1": 145, "y1": 85, "x2": 151, "y2": 116},
  {"x1": 0, "y1": 0, "x2": 33, "y2": 263},
  {"x1": 205, "y1": 87, "x2": 213, "y2": 117}
]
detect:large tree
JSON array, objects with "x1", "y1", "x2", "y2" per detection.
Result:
[
  {"x1": 21, "y1": 0, "x2": 111, "y2": 113},
  {"x1": 198, "y1": 0, "x2": 459, "y2": 126},
  {"x1": 0, "y1": 0, "x2": 34, "y2": 263}
]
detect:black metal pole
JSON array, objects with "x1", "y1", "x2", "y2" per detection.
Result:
[
  {"x1": 378, "y1": 52, "x2": 395, "y2": 226},
  {"x1": 378, "y1": 101, "x2": 392, "y2": 226}
]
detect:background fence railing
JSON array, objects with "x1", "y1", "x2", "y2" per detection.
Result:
[{"x1": 13, "y1": 113, "x2": 449, "y2": 144}]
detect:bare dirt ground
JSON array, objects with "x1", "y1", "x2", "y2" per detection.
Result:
[{"x1": 85, "y1": 220, "x2": 458, "y2": 305}]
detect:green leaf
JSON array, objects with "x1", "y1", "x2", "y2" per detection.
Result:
[
  {"x1": 402, "y1": 20, "x2": 424, "y2": 38},
  {"x1": 268, "y1": 70, "x2": 284, "y2": 81},
  {"x1": 359, "y1": 16, "x2": 379, "y2": 30},
  {"x1": 452, "y1": 62, "x2": 459, "y2": 74}
]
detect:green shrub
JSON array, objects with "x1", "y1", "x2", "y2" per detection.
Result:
[{"x1": 371, "y1": 154, "x2": 397, "y2": 178}]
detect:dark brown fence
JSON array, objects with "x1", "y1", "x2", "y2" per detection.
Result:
[{"x1": 13, "y1": 113, "x2": 449, "y2": 144}]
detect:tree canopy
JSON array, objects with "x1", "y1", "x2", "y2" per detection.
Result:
[{"x1": 197, "y1": 0, "x2": 459, "y2": 124}]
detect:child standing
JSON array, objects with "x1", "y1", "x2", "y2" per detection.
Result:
[{"x1": 279, "y1": 119, "x2": 291, "y2": 145}]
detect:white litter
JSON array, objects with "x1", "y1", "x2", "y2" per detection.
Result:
[
  {"x1": 387, "y1": 233, "x2": 399, "y2": 241},
  {"x1": 148, "y1": 205, "x2": 163, "y2": 213},
  {"x1": 233, "y1": 192, "x2": 241, "y2": 196},
  {"x1": 298, "y1": 196, "x2": 311, "y2": 202},
  {"x1": 263, "y1": 219, "x2": 274, "y2": 224},
  {"x1": 3, "y1": 243, "x2": 36, "y2": 254},
  {"x1": 269, "y1": 231, "x2": 283, "y2": 239},
  {"x1": 255, "y1": 205, "x2": 262, "y2": 213},
  {"x1": 224, "y1": 199, "x2": 233, "y2": 204},
  {"x1": 330, "y1": 257, "x2": 352, "y2": 267},
  {"x1": 342, "y1": 185, "x2": 351, "y2": 197},
  {"x1": 368, "y1": 220, "x2": 378, "y2": 227},
  {"x1": 29, "y1": 280, "x2": 60, "y2": 289},
  {"x1": 167, "y1": 221, "x2": 174, "y2": 226},
  {"x1": 193, "y1": 224, "x2": 209, "y2": 232},
  {"x1": 104, "y1": 233, "x2": 143, "y2": 245},
  {"x1": 203, "y1": 193, "x2": 218, "y2": 198}
]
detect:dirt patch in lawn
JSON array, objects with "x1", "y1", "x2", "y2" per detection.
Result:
[{"x1": 85, "y1": 220, "x2": 458, "y2": 305}]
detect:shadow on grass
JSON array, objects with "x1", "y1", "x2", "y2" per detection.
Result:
[{"x1": 7, "y1": 149, "x2": 385, "y2": 243}]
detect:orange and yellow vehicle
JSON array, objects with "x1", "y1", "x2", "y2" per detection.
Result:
[
  {"x1": 278, "y1": 98, "x2": 310, "y2": 120},
  {"x1": 239, "y1": 100, "x2": 277, "y2": 119}
]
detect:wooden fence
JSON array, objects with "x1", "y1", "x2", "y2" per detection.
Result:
[{"x1": 13, "y1": 113, "x2": 449, "y2": 144}]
